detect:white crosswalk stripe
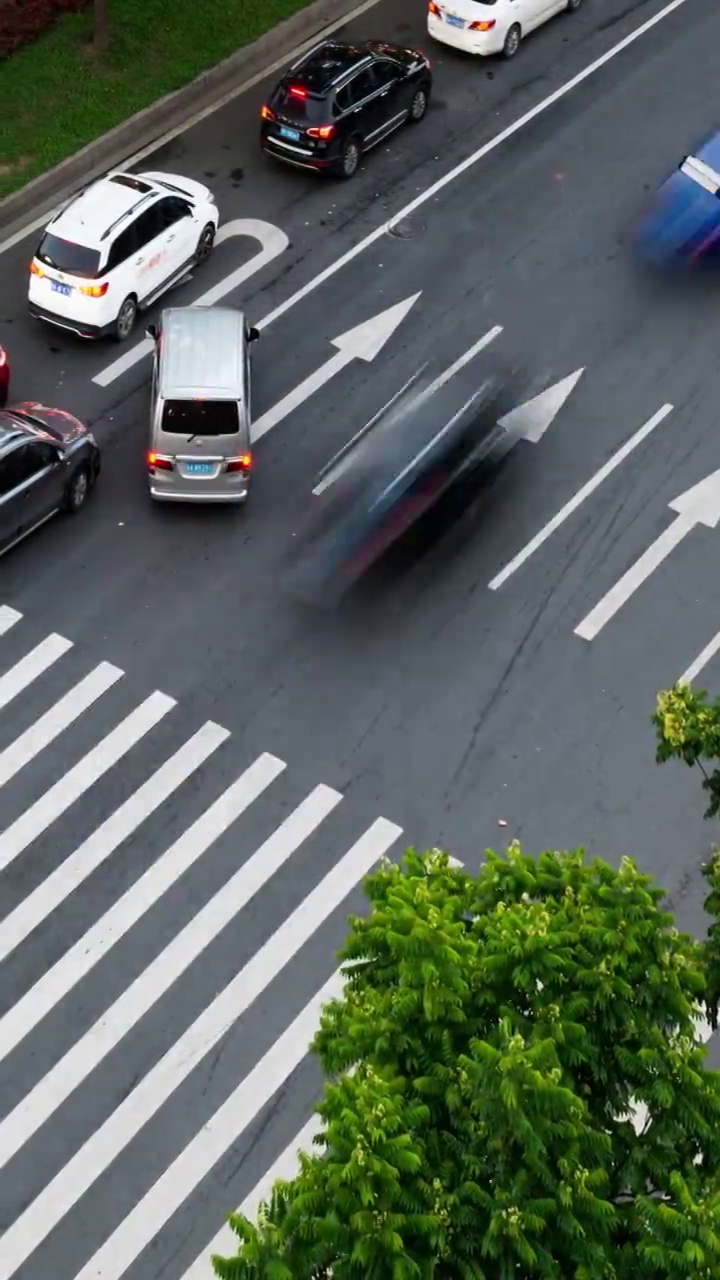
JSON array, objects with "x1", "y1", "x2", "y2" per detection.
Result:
[{"x1": 0, "y1": 605, "x2": 404, "y2": 1280}]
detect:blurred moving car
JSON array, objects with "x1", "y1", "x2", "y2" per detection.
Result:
[
  {"x1": 0, "y1": 403, "x2": 101, "y2": 557},
  {"x1": 427, "y1": 0, "x2": 583, "y2": 61},
  {"x1": 28, "y1": 170, "x2": 219, "y2": 341},
  {"x1": 284, "y1": 363, "x2": 521, "y2": 604},
  {"x1": 0, "y1": 344, "x2": 9, "y2": 407},
  {"x1": 633, "y1": 134, "x2": 720, "y2": 266},
  {"x1": 260, "y1": 39, "x2": 432, "y2": 180}
]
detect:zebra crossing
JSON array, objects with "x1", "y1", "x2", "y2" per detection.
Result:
[{"x1": 0, "y1": 602, "x2": 404, "y2": 1280}]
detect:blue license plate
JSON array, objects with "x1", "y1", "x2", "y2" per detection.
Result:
[
  {"x1": 186, "y1": 462, "x2": 214, "y2": 475},
  {"x1": 447, "y1": 14, "x2": 465, "y2": 25},
  {"x1": 279, "y1": 126, "x2": 301, "y2": 141},
  {"x1": 51, "y1": 281, "x2": 72, "y2": 296}
]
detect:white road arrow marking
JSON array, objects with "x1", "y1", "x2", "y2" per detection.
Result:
[
  {"x1": 251, "y1": 293, "x2": 421, "y2": 443},
  {"x1": 489, "y1": 404, "x2": 674, "y2": 592},
  {"x1": 93, "y1": 218, "x2": 289, "y2": 387},
  {"x1": 575, "y1": 467, "x2": 720, "y2": 642},
  {"x1": 498, "y1": 368, "x2": 584, "y2": 443}
]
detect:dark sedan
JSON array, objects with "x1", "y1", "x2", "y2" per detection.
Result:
[{"x1": 0, "y1": 402, "x2": 101, "y2": 557}]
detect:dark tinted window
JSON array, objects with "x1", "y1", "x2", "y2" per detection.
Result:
[
  {"x1": 334, "y1": 86, "x2": 352, "y2": 115},
  {"x1": 156, "y1": 197, "x2": 191, "y2": 230},
  {"x1": 348, "y1": 69, "x2": 377, "y2": 103},
  {"x1": 372, "y1": 60, "x2": 400, "y2": 88},
  {"x1": 35, "y1": 233, "x2": 101, "y2": 279},
  {"x1": 294, "y1": 44, "x2": 361, "y2": 91},
  {"x1": 106, "y1": 223, "x2": 140, "y2": 272},
  {"x1": 0, "y1": 456, "x2": 17, "y2": 496},
  {"x1": 8, "y1": 442, "x2": 57, "y2": 485},
  {"x1": 134, "y1": 205, "x2": 164, "y2": 249},
  {"x1": 273, "y1": 86, "x2": 329, "y2": 124},
  {"x1": 160, "y1": 400, "x2": 240, "y2": 437}
]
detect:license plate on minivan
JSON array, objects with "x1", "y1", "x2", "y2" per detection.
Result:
[{"x1": 186, "y1": 462, "x2": 214, "y2": 475}]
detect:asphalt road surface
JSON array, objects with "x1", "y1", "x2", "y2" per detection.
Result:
[{"x1": 2, "y1": 1, "x2": 719, "y2": 1279}]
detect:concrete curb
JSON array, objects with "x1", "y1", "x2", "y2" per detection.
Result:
[{"x1": 0, "y1": 0, "x2": 379, "y2": 238}]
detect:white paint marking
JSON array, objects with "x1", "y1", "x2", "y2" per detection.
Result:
[
  {"x1": 252, "y1": 293, "x2": 421, "y2": 441},
  {"x1": 680, "y1": 631, "x2": 720, "y2": 686},
  {"x1": 0, "y1": 817, "x2": 401, "y2": 1280},
  {"x1": 414, "y1": 327, "x2": 503, "y2": 405},
  {"x1": 312, "y1": 366, "x2": 428, "y2": 496},
  {"x1": 0, "y1": 721, "x2": 230, "y2": 964},
  {"x1": 498, "y1": 369, "x2": 584, "y2": 443},
  {"x1": 0, "y1": 661, "x2": 123, "y2": 787},
  {"x1": 0, "y1": 751, "x2": 283, "y2": 1054},
  {"x1": 0, "y1": 784, "x2": 341, "y2": 1167},
  {"x1": 0, "y1": 691, "x2": 175, "y2": 874},
  {"x1": 489, "y1": 405, "x2": 674, "y2": 591},
  {"x1": 575, "y1": 467, "x2": 720, "y2": 642},
  {"x1": 0, "y1": 0, "x2": 385, "y2": 258},
  {"x1": 0, "y1": 633, "x2": 72, "y2": 710},
  {"x1": 0, "y1": 605, "x2": 21, "y2": 636},
  {"x1": 93, "y1": 218, "x2": 289, "y2": 387}
]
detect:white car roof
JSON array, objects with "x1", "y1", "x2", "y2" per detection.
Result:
[{"x1": 47, "y1": 172, "x2": 162, "y2": 250}]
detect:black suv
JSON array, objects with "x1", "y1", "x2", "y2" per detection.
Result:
[{"x1": 260, "y1": 39, "x2": 432, "y2": 180}]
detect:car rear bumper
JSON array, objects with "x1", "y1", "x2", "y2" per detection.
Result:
[
  {"x1": 29, "y1": 302, "x2": 106, "y2": 339},
  {"x1": 261, "y1": 137, "x2": 334, "y2": 173},
  {"x1": 427, "y1": 14, "x2": 500, "y2": 54},
  {"x1": 149, "y1": 485, "x2": 249, "y2": 503}
]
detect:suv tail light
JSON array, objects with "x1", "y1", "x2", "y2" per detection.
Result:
[
  {"x1": 307, "y1": 125, "x2": 335, "y2": 140},
  {"x1": 226, "y1": 454, "x2": 252, "y2": 474},
  {"x1": 288, "y1": 85, "x2": 307, "y2": 98},
  {"x1": 79, "y1": 282, "x2": 110, "y2": 297},
  {"x1": 261, "y1": 105, "x2": 275, "y2": 121},
  {"x1": 428, "y1": 2, "x2": 440, "y2": 13},
  {"x1": 148, "y1": 452, "x2": 173, "y2": 471},
  {"x1": 469, "y1": 18, "x2": 495, "y2": 28},
  {"x1": 30, "y1": 260, "x2": 45, "y2": 277}
]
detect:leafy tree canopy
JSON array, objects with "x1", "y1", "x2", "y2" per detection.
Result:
[{"x1": 213, "y1": 844, "x2": 720, "y2": 1280}]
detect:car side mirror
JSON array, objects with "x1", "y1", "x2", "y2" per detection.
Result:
[
  {"x1": 247, "y1": 327, "x2": 260, "y2": 343},
  {"x1": 145, "y1": 324, "x2": 159, "y2": 341}
]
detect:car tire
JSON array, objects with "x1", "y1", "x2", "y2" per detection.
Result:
[
  {"x1": 195, "y1": 222, "x2": 216, "y2": 266},
  {"x1": 113, "y1": 295, "x2": 137, "y2": 343},
  {"x1": 408, "y1": 84, "x2": 430, "y2": 124},
  {"x1": 502, "y1": 23, "x2": 522, "y2": 57},
  {"x1": 334, "y1": 137, "x2": 361, "y2": 180},
  {"x1": 64, "y1": 465, "x2": 91, "y2": 514}
]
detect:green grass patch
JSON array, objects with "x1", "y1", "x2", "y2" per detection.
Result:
[{"x1": 0, "y1": 0, "x2": 316, "y2": 200}]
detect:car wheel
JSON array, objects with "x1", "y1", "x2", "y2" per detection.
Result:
[
  {"x1": 64, "y1": 465, "x2": 91, "y2": 514},
  {"x1": 335, "y1": 137, "x2": 361, "y2": 180},
  {"x1": 408, "y1": 85, "x2": 429, "y2": 124},
  {"x1": 195, "y1": 222, "x2": 216, "y2": 266},
  {"x1": 113, "y1": 295, "x2": 137, "y2": 343},
  {"x1": 503, "y1": 23, "x2": 522, "y2": 57}
]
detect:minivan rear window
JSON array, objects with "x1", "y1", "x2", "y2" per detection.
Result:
[
  {"x1": 160, "y1": 400, "x2": 240, "y2": 437},
  {"x1": 35, "y1": 233, "x2": 101, "y2": 279}
]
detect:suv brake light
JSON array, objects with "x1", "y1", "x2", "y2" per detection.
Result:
[
  {"x1": 30, "y1": 260, "x2": 45, "y2": 277},
  {"x1": 289, "y1": 85, "x2": 307, "y2": 98},
  {"x1": 261, "y1": 105, "x2": 275, "y2": 121},
  {"x1": 226, "y1": 454, "x2": 252, "y2": 474},
  {"x1": 79, "y1": 282, "x2": 109, "y2": 297},
  {"x1": 428, "y1": 1, "x2": 441, "y2": 12},
  {"x1": 148, "y1": 452, "x2": 173, "y2": 471},
  {"x1": 469, "y1": 18, "x2": 495, "y2": 28},
  {"x1": 307, "y1": 125, "x2": 335, "y2": 140}
]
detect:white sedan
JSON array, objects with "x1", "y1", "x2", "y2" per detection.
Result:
[{"x1": 427, "y1": 0, "x2": 582, "y2": 59}]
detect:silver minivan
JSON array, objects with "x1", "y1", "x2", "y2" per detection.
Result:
[{"x1": 145, "y1": 305, "x2": 259, "y2": 503}]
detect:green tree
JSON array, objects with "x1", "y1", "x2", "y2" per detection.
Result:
[
  {"x1": 213, "y1": 846, "x2": 720, "y2": 1280},
  {"x1": 653, "y1": 682, "x2": 720, "y2": 818}
]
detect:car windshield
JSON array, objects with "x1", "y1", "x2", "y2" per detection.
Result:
[
  {"x1": 160, "y1": 400, "x2": 240, "y2": 437},
  {"x1": 35, "y1": 232, "x2": 102, "y2": 278}
]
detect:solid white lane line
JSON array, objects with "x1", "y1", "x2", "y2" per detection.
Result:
[
  {"x1": 414, "y1": 327, "x2": 503, "y2": 402},
  {"x1": 488, "y1": 405, "x2": 674, "y2": 591},
  {"x1": 0, "y1": 662, "x2": 123, "y2": 788},
  {"x1": 0, "y1": 817, "x2": 401, "y2": 1280},
  {"x1": 0, "y1": 606, "x2": 22, "y2": 636},
  {"x1": 0, "y1": 721, "x2": 230, "y2": 964},
  {"x1": 0, "y1": 751, "x2": 285, "y2": 1060},
  {"x1": 75, "y1": 975, "x2": 343, "y2": 1280},
  {"x1": 0, "y1": 633, "x2": 72, "y2": 710},
  {"x1": 0, "y1": 785, "x2": 342, "y2": 1165},
  {"x1": 679, "y1": 632, "x2": 720, "y2": 686},
  {"x1": 0, "y1": 691, "x2": 175, "y2": 874}
]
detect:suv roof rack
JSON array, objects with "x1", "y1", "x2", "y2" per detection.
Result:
[{"x1": 100, "y1": 190, "x2": 157, "y2": 241}]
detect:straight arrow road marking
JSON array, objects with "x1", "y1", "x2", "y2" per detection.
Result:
[
  {"x1": 489, "y1": 404, "x2": 674, "y2": 592},
  {"x1": 498, "y1": 369, "x2": 584, "y2": 443},
  {"x1": 251, "y1": 292, "x2": 422, "y2": 442},
  {"x1": 575, "y1": 466, "x2": 720, "y2": 642},
  {"x1": 93, "y1": 218, "x2": 289, "y2": 387}
]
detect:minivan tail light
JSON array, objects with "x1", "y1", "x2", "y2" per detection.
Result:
[
  {"x1": 226, "y1": 454, "x2": 252, "y2": 473},
  {"x1": 148, "y1": 451, "x2": 173, "y2": 471},
  {"x1": 79, "y1": 282, "x2": 110, "y2": 297},
  {"x1": 30, "y1": 260, "x2": 45, "y2": 277},
  {"x1": 469, "y1": 18, "x2": 495, "y2": 28},
  {"x1": 261, "y1": 105, "x2": 275, "y2": 121},
  {"x1": 307, "y1": 124, "x2": 335, "y2": 140}
]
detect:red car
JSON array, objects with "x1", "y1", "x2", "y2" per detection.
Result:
[{"x1": 0, "y1": 345, "x2": 8, "y2": 407}]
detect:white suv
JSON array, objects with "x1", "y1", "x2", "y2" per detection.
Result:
[{"x1": 28, "y1": 170, "x2": 219, "y2": 342}]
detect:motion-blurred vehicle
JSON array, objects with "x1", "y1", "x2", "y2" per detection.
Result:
[
  {"x1": 427, "y1": 0, "x2": 583, "y2": 61},
  {"x1": 633, "y1": 134, "x2": 720, "y2": 266},
  {"x1": 0, "y1": 344, "x2": 9, "y2": 407},
  {"x1": 284, "y1": 363, "x2": 521, "y2": 604},
  {"x1": 0, "y1": 403, "x2": 100, "y2": 557},
  {"x1": 260, "y1": 39, "x2": 432, "y2": 180},
  {"x1": 28, "y1": 170, "x2": 219, "y2": 342}
]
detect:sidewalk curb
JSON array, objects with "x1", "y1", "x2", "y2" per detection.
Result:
[{"x1": 0, "y1": 0, "x2": 382, "y2": 239}]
